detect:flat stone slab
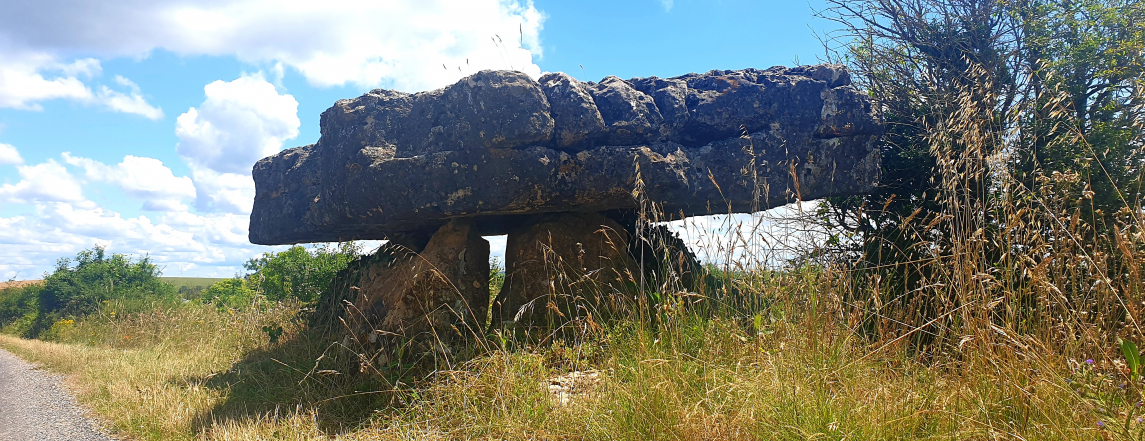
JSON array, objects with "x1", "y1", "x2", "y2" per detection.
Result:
[{"x1": 249, "y1": 65, "x2": 882, "y2": 244}]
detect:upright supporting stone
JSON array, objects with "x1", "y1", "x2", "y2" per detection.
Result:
[
  {"x1": 627, "y1": 223, "x2": 705, "y2": 294},
  {"x1": 348, "y1": 218, "x2": 489, "y2": 355},
  {"x1": 495, "y1": 212, "x2": 637, "y2": 325}
]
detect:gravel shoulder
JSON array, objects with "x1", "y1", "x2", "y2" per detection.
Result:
[{"x1": 0, "y1": 347, "x2": 115, "y2": 441}]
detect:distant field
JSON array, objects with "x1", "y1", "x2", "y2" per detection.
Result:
[
  {"x1": 158, "y1": 277, "x2": 227, "y2": 289},
  {"x1": 1, "y1": 278, "x2": 224, "y2": 291},
  {"x1": 0, "y1": 280, "x2": 42, "y2": 290}
]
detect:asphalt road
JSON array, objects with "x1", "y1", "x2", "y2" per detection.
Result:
[{"x1": 0, "y1": 347, "x2": 114, "y2": 441}]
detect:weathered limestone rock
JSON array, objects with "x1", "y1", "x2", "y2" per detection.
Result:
[
  {"x1": 249, "y1": 64, "x2": 882, "y2": 245},
  {"x1": 589, "y1": 76, "x2": 664, "y2": 146},
  {"x1": 538, "y1": 72, "x2": 607, "y2": 150},
  {"x1": 495, "y1": 212, "x2": 637, "y2": 324},
  {"x1": 347, "y1": 219, "x2": 489, "y2": 348},
  {"x1": 317, "y1": 70, "x2": 554, "y2": 160}
]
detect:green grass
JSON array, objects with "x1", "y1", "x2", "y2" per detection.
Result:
[
  {"x1": 159, "y1": 277, "x2": 227, "y2": 290},
  {"x1": 0, "y1": 272, "x2": 1118, "y2": 441}
]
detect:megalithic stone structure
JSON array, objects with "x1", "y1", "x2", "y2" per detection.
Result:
[{"x1": 249, "y1": 65, "x2": 882, "y2": 339}]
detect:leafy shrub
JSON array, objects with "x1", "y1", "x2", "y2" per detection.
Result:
[
  {"x1": 0, "y1": 246, "x2": 177, "y2": 338},
  {"x1": 244, "y1": 242, "x2": 360, "y2": 303},
  {"x1": 178, "y1": 284, "x2": 208, "y2": 301},
  {"x1": 489, "y1": 256, "x2": 505, "y2": 297},
  {"x1": 38, "y1": 318, "x2": 75, "y2": 341},
  {"x1": 204, "y1": 278, "x2": 258, "y2": 309},
  {"x1": 0, "y1": 284, "x2": 41, "y2": 337},
  {"x1": 0, "y1": 284, "x2": 40, "y2": 327},
  {"x1": 39, "y1": 246, "x2": 176, "y2": 318}
]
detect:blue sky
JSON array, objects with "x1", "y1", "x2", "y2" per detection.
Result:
[{"x1": 0, "y1": 0, "x2": 836, "y2": 279}]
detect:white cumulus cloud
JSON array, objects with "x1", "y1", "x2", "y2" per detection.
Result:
[
  {"x1": 0, "y1": 50, "x2": 163, "y2": 118},
  {"x1": 34, "y1": 202, "x2": 199, "y2": 250},
  {"x1": 174, "y1": 73, "x2": 298, "y2": 214},
  {"x1": 0, "y1": 143, "x2": 23, "y2": 165},
  {"x1": 188, "y1": 168, "x2": 258, "y2": 215},
  {"x1": 0, "y1": 73, "x2": 302, "y2": 278},
  {"x1": 0, "y1": 51, "x2": 95, "y2": 110},
  {"x1": 95, "y1": 76, "x2": 164, "y2": 120},
  {"x1": 62, "y1": 153, "x2": 196, "y2": 211},
  {"x1": 0, "y1": 160, "x2": 87, "y2": 204},
  {"x1": 0, "y1": 201, "x2": 278, "y2": 279},
  {"x1": 176, "y1": 73, "x2": 299, "y2": 175},
  {"x1": 0, "y1": 0, "x2": 546, "y2": 109}
]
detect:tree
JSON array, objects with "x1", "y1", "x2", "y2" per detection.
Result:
[
  {"x1": 38, "y1": 246, "x2": 174, "y2": 318},
  {"x1": 204, "y1": 278, "x2": 257, "y2": 309},
  {"x1": 816, "y1": 0, "x2": 1145, "y2": 347},
  {"x1": 817, "y1": 0, "x2": 1019, "y2": 316},
  {"x1": 1012, "y1": 0, "x2": 1145, "y2": 226},
  {"x1": 244, "y1": 242, "x2": 360, "y2": 303}
]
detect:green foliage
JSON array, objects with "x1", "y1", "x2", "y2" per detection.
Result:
[
  {"x1": 160, "y1": 277, "x2": 227, "y2": 302},
  {"x1": 489, "y1": 256, "x2": 506, "y2": 297},
  {"x1": 819, "y1": 0, "x2": 1015, "y2": 270},
  {"x1": 1012, "y1": 0, "x2": 1145, "y2": 226},
  {"x1": 261, "y1": 324, "x2": 284, "y2": 344},
  {"x1": 38, "y1": 246, "x2": 176, "y2": 319},
  {"x1": 818, "y1": 0, "x2": 1145, "y2": 347},
  {"x1": 244, "y1": 242, "x2": 360, "y2": 303},
  {"x1": 204, "y1": 278, "x2": 257, "y2": 309},
  {"x1": 0, "y1": 284, "x2": 41, "y2": 336},
  {"x1": 822, "y1": 0, "x2": 1145, "y2": 255},
  {"x1": 1121, "y1": 338, "x2": 1143, "y2": 381},
  {"x1": 0, "y1": 246, "x2": 177, "y2": 338},
  {"x1": 0, "y1": 243, "x2": 359, "y2": 339}
]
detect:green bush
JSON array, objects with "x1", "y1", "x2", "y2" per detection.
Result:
[
  {"x1": 0, "y1": 284, "x2": 41, "y2": 337},
  {"x1": 244, "y1": 242, "x2": 360, "y2": 303},
  {"x1": 1, "y1": 244, "x2": 362, "y2": 337},
  {"x1": 204, "y1": 278, "x2": 258, "y2": 309},
  {"x1": 0, "y1": 284, "x2": 40, "y2": 327},
  {"x1": 38, "y1": 246, "x2": 176, "y2": 319},
  {"x1": 489, "y1": 256, "x2": 505, "y2": 297},
  {"x1": 0, "y1": 246, "x2": 178, "y2": 338}
]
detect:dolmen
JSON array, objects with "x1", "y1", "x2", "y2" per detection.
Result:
[{"x1": 248, "y1": 64, "x2": 882, "y2": 346}]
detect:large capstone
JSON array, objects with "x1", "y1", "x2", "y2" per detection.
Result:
[{"x1": 249, "y1": 65, "x2": 880, "y2": 244}]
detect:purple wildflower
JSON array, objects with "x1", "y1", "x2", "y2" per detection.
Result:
[{"x1": 1087, "y1": 359, "x2": 1095, "y2": 365}]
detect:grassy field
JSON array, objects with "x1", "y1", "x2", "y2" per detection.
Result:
[
  {"x1": 0, "y1": 280, "x2": 41, "y2": 290},
  {"x1": 1, "y1": 278, "x2": 225, "y2": 290},
  {"x1": 158, "y1": 278, "x2": 227, "y2": 290},
  {"x1": 0, "y1": 273, "x2": 1118, "y2": 441},
  {"x1": 0, "y1": 278, "x2": 219, "y2": 292}
]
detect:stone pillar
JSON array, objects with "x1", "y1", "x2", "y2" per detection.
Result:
[
  {"x1": 626, "y1": 223, "x2": 705, "y2": 294},
  {"x1": 348, "y1": 218, "x2": 490, "y2": 354},
  {"x1": 494, "y1": 212, "x2": 637, "y2": 326}
]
